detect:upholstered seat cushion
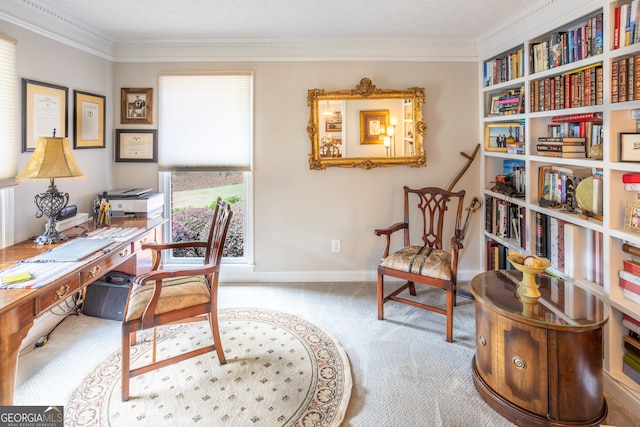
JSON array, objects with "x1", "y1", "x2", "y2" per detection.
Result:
[
  {"x1": 125, "y1": 275, "x2": 210, "y2": 322},
  {"x1": 380, "y1": 246, "x2": 452, "y2": 280}
]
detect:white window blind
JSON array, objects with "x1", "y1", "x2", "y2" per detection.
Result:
[
  {"x1": 0, "y1": 34, "x2": 18, "y2": 188},
  {"x1": 158, "y1": 73, "x2": 253, "y2": 171}
]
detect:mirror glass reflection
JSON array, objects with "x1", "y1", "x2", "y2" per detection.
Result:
[{"x1": 308, "y1": 78, "x2": 426, "y2": 170}]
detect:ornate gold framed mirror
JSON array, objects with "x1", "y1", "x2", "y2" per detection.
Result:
[{"x1": 307, "y1": 77, "x2": 426, "y2": 170}]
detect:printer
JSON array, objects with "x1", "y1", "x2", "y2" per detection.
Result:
[{"x1": 103, "y1": 188, "x2": 164, "y2": 218}]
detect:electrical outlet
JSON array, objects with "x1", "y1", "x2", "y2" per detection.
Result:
[{"x1": 331, "y1": 239, "x2": 341, "y2": 253}]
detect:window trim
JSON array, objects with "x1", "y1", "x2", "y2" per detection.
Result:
[{"x1": 158, "y1": 171, "x2": 254, "y2": 267}]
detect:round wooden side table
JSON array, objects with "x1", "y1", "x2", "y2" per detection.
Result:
[{"x1": 471, "y1": 270, "x2": 608, "y2": 426}]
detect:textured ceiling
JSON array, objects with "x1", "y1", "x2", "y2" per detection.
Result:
[{"x1": 33, "y1": 0, "x2": 543, "y2": 42}]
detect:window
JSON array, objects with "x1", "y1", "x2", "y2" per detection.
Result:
[
  {"x1": 0, "y1": 34, "x2": 17, "y2": 248},
  {"x1": 158, "y1": 73, "x2": 253, "y2": 265}
]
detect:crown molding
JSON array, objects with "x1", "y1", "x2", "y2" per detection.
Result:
[
  {"x1": 477, "y1": 0, "x2": 603, "y2": 59},
  {"x1": 0, "y1": 0, "x2": 478, "y2": 62},
  {"x1": 113, "y1": 38, "x2": 479, "y2": 62}
]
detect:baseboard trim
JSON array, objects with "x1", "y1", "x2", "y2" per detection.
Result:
[
  {"x1": 219, "y1": 267, "x2": 482, "y2": 283},
  {"x1": 604, "y1": 371, "x2": 640, "y2": 419}
]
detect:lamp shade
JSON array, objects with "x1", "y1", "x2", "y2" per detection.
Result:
[{"x1": 16, "y1": 137, "x2": 85, "y2": 181}]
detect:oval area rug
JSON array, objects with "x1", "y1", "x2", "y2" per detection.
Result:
[{"x1": 65, "y1": 308, "x2": 352, "y2": 426}]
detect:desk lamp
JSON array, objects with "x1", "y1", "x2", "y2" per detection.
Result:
[{"x1": 16, "y1": 134, "x2": 85, "y2": 245}]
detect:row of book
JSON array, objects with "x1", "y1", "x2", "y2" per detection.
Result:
[
  {"x1": 536, "y1": 137, "x2": 587, "y2": 159},
  {"x1": 611, "y1": 54, "x2": 640, "y2": 103},
  {"x1": 623, "y1": 314, "x2": 640, "y2": 385},
  {"x1": 529, "y1": 64, "x2": 603, "y2": 112},
  {"x1": 620, "y1": 259, "x2": 640, "y2": 306},
  {"x1": 486, "y1": 241, "x2": 513, "y2": 271},
  {"x1": 613, "y1": 1, "x2": 640, "y2": 50},
  {"x1": 534, "y1": 212, "x2": 604, "y2": 285},
  {"x1": 485, "y1": 196, "x2": 526, "y2": 250},
  {"x1": 483, "y1": 49, "x2": 524, "y2": 87},
  {"x1": 538, "y1": 164, "x2": 596, "y2": 208},
  {"x1": 530, "y1": 13, "x2": 603, "y2": 74}
]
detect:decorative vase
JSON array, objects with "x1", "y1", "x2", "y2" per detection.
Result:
[{"x1": 507, "y1": 254, "x2": 551, "y2": 301}]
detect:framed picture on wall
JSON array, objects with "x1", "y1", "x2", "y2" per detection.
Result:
[
  {"x1": 22, "y1": 79, "x2": 69, "y2": 152},
  {"x1": 120, "y1": 87, "x2": 153, "y2": 124},
  {"x1": 359, "y1": 110, "x2": 389, "y2": 144},
  {"x1": 73, "y1": 90, "x2": 106, "y2": 149},
  {"x1": 115, "y1": 129, "x2": 157, "y2": 162},
  {"x1": 325, "y1": 111, "x2": 342, "y2": 132},
  {"x1": 619, "y1": 132, "x2": 640, "y2": 162}
]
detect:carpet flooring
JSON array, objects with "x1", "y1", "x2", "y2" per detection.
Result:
[
  {"x1": 64, "y1": 308, "x2": 351, "y2": 426},
  {"x1": 15, "y1": 281, "x2": 640, "y2": 426}
]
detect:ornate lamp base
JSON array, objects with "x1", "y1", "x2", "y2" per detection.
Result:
[{"x1": 33, "y1": 178, "x2": 69, "y2": 245}]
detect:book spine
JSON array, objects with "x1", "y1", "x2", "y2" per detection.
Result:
[
  {"x1": 624, "y1": 318, "x2": 640, "y2": 336},
  {"x1": 623, "y1": 288, "x2": 640, "y2": 304},
  {"x1": 623, "y1": 360, "x2": 640, "y2": 384},
  {"x1": 626, "y1": 334, "x2": 640, "y2": 352},
  {"x1": 594, "y1": 231, "x2": 603, "y2": 285},
  {"x1": 550, "y1": 113, "x2": 603, "y2": 122},
  {"x1": 536, "y1": 144, "x2": 585, "y2": 152},
  {"x1": 625, "y1": 313, "x2": 640, "y2": 328},
  {"x1": 612, "y1": 60, "x2": 619, "y2": 103},
  {"x1": 620, "y1": 270, "x2": 640, "y2": 290},
  {"x1": 564, "y1": 223, "x2": 588, "y2": 279},
  {"x1": 535, "y1": 212, "x2": 547, "y2": 257},
  {"x1": 620, "y1": 57, "x2": 628, "y2": 102},
  {"x1": 623, "y1": 243, "x2": 640, "y2": 257},
  {"x1": 623, "y1": 259, "x2": 640, "y2": 276},
  {"x1": 537, "y1": 137, "x2": 586, "y2": 142}
]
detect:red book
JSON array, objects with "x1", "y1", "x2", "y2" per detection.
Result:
[
  {"x1": 614, "y1": 5, "x2": 621, "y2": 50},
  {"x1": 624, "y1": 260, "x2": 640, "y2": 276},
  {"x1": 625, "y1": 313, "x2": 640, "y2": 328},
  {"x1": 620, "y1": 276, "x2": 640, "y2": 295},
  {"x1": 623, "y1": 173, "x2": 640, "y2": 184},
  {"x1": 551, "y1": 112, "x2": 603, "y2": 123}
]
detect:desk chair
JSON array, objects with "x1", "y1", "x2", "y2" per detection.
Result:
[
  {"x1": 121, "y1": 198, "x2": 232, "y2": 401},
  {"x1": 375, "y1": 186, "x2": 465, "y2": 342}
]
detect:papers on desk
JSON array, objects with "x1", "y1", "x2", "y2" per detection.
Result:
[
  {"x1": 0, "y1": 261, "x2": 80, "y2": 289},
  {"x1": 28, "y1": 238, "x2": 115, "y2": 262},
  {"x1": 0, "y1": 237, "x2": 121, "y2": 289}
]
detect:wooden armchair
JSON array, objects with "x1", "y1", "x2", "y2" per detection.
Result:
[
  {"x1": 121, "y1": 198, "x2": 232, "y2": 401},
  {"x1": 375, "y1": 186, "x2": 465, "y2": 342}
]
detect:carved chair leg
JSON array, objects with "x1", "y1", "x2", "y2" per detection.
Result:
[
  {"x1": 208, "y1": 312, "x2": 226, "y2": 365},
  {"x1": 408, "y1": 281, "x2": 416, "y2": 296},
  {"x1": 377, "y1": 274, "x2": 384, "y2": 320},
  {"x1": 151, "y1": 327, "x2": 157, "y2": 363},
  {"x1": 445, "y1": 289, "x2": 454, "y2": 343},
  {"x1": 122, "y1": 330, "x2": 131, "y2": 401}
]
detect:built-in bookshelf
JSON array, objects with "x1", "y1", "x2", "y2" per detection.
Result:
[{"x1": 479, "y1": 0, "x2": 640, "y2": 413}]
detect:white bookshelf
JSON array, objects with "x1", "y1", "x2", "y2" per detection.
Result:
[{"x1": 479, "y1": 0, "x2": 640, "y2": 415}]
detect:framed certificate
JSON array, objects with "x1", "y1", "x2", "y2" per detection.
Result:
[
  {"x1": 115, "y1": 129, "x2": 157, "y2": 162},
  {"x1": 22, "y1": 79, "x2": 68, "y2": 152}
]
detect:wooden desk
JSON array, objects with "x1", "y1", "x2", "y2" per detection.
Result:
[
  {"x1": 0, "y1": 217, "x2": 164, "y2": 405},
  {"x1": 471, "y1": 270, "x2": 608, "y2": 427}
]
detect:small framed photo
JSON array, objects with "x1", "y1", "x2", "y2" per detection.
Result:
[
  {"x1": 484, "y1": 123, "x2": 519, "y2": 152},
  {"x1": 488, "y1": 93, "x2": 502, "y2": 116},
  {"x1": 619, "y1": 132, "x2": 640, "y2": 162},
  {"x1": 115, "y1": 129, "x2": 157, "y2": 162},
  {"x1": 625, "y1": 200, "x2": 640, "y2": 232},
  {"x1": 120, "y1": 88, "x2": 153, "y2": 124},
  {"x1": 325, "y1": 111, "x2": 342, "y2": 132},
  {"x1": 22, "y1": 79, "x2": 68, "y2": 152},
  {"x1": 73, "y1": 90, "x2": 105, "y2": 149},
  {"x1": 359, "y1": 110, "x2": 389, "y2": 144}
]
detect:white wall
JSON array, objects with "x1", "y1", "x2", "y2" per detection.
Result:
[
  {"x1": 2, "y1": 18, "x2": 483, "y2": 281},
  {"x1": 1, "y1": 21, "x2": 113, "y2": 243},
  {"x1": 112, "y1": 61, "x2": 483, "y2": 281}
]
